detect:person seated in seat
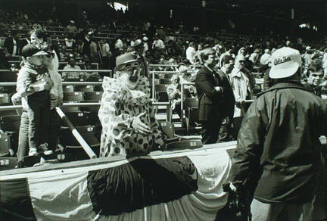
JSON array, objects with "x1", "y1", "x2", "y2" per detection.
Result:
[
  {"x1": 98, "y1": 52, "x2": 167, "y2": 157},
  {"x1": 62, "y1": 56, "x2": 82, "y2": 81}
]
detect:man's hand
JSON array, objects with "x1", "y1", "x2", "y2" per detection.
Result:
[
  {"x1": 11, "y1": 93, "x2": 21, "y2": 105},
  {"x1": 132, "y1": 112, "x2": 151, "y2": 135}
]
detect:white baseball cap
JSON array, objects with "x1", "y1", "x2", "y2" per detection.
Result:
[{"x1": 269, "y1": 47, "x2": 302, "y2": 79}]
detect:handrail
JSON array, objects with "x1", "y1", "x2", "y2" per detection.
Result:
[
  {"x1": 0, "y1": 101, "x2": 170, "y2": 111},
  {"x1": 180, "y1": 82, "x2": 254, "y2": 121},
  {"x1": 58, "y1": 70, "x2": 110, "y2": 72},
  {"x1": 0, "y1": 82, "x2": 103, "y2": 86}
]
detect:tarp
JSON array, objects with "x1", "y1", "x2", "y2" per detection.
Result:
[{"x1": 0, "y1": 143, "x2": 235, "y2": 221}]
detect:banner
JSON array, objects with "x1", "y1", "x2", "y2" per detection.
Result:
[{"x1": 0, "y1": 143, "x2": 235, "y2": 221}]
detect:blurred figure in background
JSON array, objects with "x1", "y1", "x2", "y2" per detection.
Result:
[{"x1": 62, "y1": 56, "x2": 82, "y2": 81}]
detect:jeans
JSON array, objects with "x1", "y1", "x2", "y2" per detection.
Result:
[
  {"x1": 17, "y1": 111, "x2": 29, "y2": 163},
  {"x1": 27, "y1": 91, "x2": 50, "y2": 150}
]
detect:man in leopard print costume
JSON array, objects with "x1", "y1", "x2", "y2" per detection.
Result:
[{"x1": 98, "y1": 52, "x2": 166, "y2": 157}]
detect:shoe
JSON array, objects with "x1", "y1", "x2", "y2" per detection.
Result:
[
  {"x1": 28, "y1": 148, "x2": 38, "y2": 156},
  {"x1": 38, "y1": 143, "x2": 49, "y2": 152},
  {"x1": 16, "y1": 161, "x2": 24, "y2": 168}
]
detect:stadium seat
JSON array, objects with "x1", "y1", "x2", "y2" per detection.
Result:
[
  {"x1": 0, "y1": 71, "x2": 18, "y2": 82},
  {"x1": 159, "y1": 79, "x2": 172, "y2": 84},
  {"x1": 59, "y1": 125, "x2": 100, "y2": 161},
  {"x1": 0, "y1": 115, "x2": 20, "y2": 153},
  {"x1": 155, "y1": 85, "x2": 169, "y2": 102},
  {"x1": 0, "y1": 115, "x2": 20, "y2": 132},
  {"x1": 63, "y1": 92, "x2": 84, "y2": 103},
  {"x1": 76, "y1": 85, "x2": 94, "y2": 93},
  {"x1": 64, "y1": 111, "x2": 92, "y2": 126},
  {"x1": 94, "y1": 85, "x2": 103, "y2": 91},
  {"x1": 164, "y1": 73, "x2": 174, "y2": 79},
  {"x1": 0, "y1": 93, "x2": 10, "y2": 105},
  {"x1": 84, "y1": 91, "x2": 103, "y2": 101},
  {"x1": 63, "y1": 85, "x2": 74, "y2": 93},
  {"x1": 183, "y1": 98, "x2": 200, "y2": 134},
  {"x1": 1, "y1": 86, "x2": 16, "y2": 94}
]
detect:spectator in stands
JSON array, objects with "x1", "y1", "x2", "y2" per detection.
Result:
[
  {"x1": 306, "y1": 59, "x2": 324, "y2": 97},
  {"x1": 195, "y1": 43, "x2": 204, "y2": 65},
  {"x1": 64, "y1": 33, "x2": 76, "y2": 50},
  {"x1": 152, "y1": 34, "x2": 165, "y2": 61},
  {"x1": 186, "y1": 42, "x2": 196, "y2": 65},
  {"x1": 89, "y1": 36, "x2": 99, "y2": 62},
  {"x1": 82, "y1": 31, "x2": 93, "y2": 59},
  {"x1": 236, "y1": 47, "x2": 246, "y2": 60},
  {"x1": 62, "y1": 56, "x2": 82, "y2": 81},
  {"x1": 12, "y1": 44, "x2": 52, "y2": 157},
  {"x1": 167, "y1": 74, "x2": 182, "y2": 118},
  {"x1": 195, "y1": 48, "x2": 230, "y2": 144},
  {"x1": 98, "y1": 52, "x2": 166, "y2": 157},
  {"x1": 3, "y1": 31, "x2": 21, "y2": 57},
  {"x1": 260, "y1": 49, "x2": 271, "y2": 66},
  {"x1": 249, "y1": 48, "x2": 260, "y2": 66},
  {"x1": 230, "y1": 55, "x2": 254, "y2": 137},
  {"x1": 303, "y1": 46, "x2": 313, "y2": 77},
  {"x1": 66, "y1": 20, "x2": 78, "y2": 34},
  {"x1": 322, "y1": 48, "x2": 327, "y2": 77},
  {"x1": 114, "y1": 37, "x2": 124, "y2": 55},
  {"x1": 230, "y1": 47, "x2": 327, "y2": 221},
  {"x1": 100, "y1": 39, "x2": 111, "y2": 70},
  {"x1": 0, "y1": 47, "x2": 9, "y2": 69},
  {"x1": 220, "y1": 55, "x2": 234, "y2": 78},
  {"x1": 142, "y1": 36, "x2": 149, "y2": 57},
  {"x1": 219, "y1": 47, "x2": 233, "y2": 68},
  {"x1": 30, "y1": 29, "x2": 47, "y2": 49}
]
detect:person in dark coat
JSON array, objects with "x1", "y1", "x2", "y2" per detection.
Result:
[
  {"x1": 230, "y1": 47, "x2": 327, "y2": 221},
  {"x1": 195, "y1": 48, "x2": 235, "y2": 144},
  {"x1": 3, "y1": 31, "x2": 23, "y2": 56}
]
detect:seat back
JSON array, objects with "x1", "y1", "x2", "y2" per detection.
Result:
[
  {"x1": 63, "y1": 85, "x2": 74, "y2": 93},
  {"x1": 84, "y1": 91, "x2": 103, "y2": 101},
  {"x1": 63, "y1": 92, "x2": 84, "y2": 103}
]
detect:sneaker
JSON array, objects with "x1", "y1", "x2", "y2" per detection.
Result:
[
  {"x1": 38, "y1": 143, "x2": 53, "y2": 156},
  {"x1": 38, "y1": 143, "x2": 49, "y2": 152},
  {"x1": 28, "y1": 148, "x2": 38, "y2": 156}
]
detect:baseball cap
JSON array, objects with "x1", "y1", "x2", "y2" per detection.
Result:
[
  {"x1": 22, "y1": 44, "x2": 48, "y2": 58},
  {"x1": 269, "y1": 47, "x2": 302, "y2": 79}
]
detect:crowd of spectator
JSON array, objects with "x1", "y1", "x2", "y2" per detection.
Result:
[{"x1": 1, "y1": 7, "x2": 327, "y2": 140}]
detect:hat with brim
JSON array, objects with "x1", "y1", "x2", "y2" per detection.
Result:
[
  {"x1": 269, "y1": 47, "x2": 301, "y2": 79},
  {"x1": 116, "y1": 52, "x2": 139, "y2": 68}
]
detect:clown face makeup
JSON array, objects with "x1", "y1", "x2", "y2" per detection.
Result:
[{"x1": 116, "y1": 61, "x2": 143, "y2": 89}]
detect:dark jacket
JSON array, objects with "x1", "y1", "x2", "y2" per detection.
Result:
[
  {"x1": 231, "y1": 81, "x2": 327, "y2": 203},
  {"x1": 195, "y1": 66, "x2": 235, "y2": 121}
]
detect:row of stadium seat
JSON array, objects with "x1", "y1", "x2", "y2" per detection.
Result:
[{"x1": 0, "y1": 91, "x2": 103, "y2": 105}]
